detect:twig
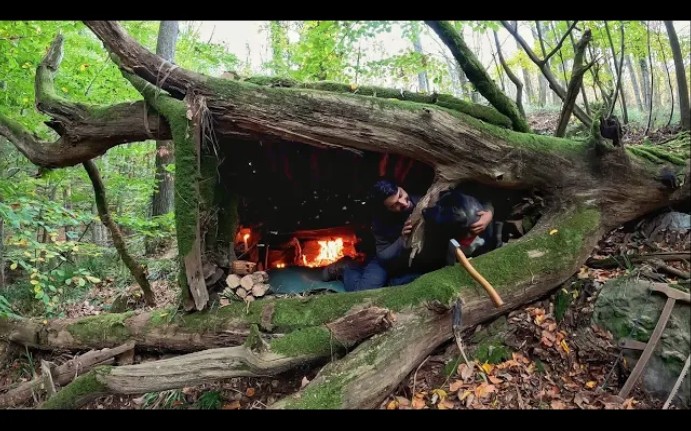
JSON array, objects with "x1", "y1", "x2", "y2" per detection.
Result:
[{"x1": 410, "y1": 355, "x2": 430, "y2": 402}]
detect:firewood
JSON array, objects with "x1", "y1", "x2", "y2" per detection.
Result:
[
  {"x1": 232, "y1": 260, "x2": 256, "y2": 275},
  {"x1": 235, "y1": 287, "x2": 248, "y2": 299},
  {"x1": 250, "y1": 271, "x2": 269, "y2": 284},
  {"x1": 240, "y1": 274, "x2": 255, "y2": 290},
  {"x1": 252, "y1": 283, "x2": 270, "y2": 297},
  {"x1": 245, "y1": 295, "x2": 255, "y2": 304},
  {"x1": 226, "y1": 274, "x2": 242, "y2": 289}
]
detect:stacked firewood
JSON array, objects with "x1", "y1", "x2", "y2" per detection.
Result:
[{"x1": 223, "y1": 260, "x2": 271, "y2": 303}]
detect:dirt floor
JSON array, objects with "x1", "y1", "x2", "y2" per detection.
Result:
[{"x1": 1, "y1": 115, "x2": 688, "y2": 410}]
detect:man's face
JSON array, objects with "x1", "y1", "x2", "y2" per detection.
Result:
[{"x1": 383, "y1": 187, "x2": 412, "y2": 213}]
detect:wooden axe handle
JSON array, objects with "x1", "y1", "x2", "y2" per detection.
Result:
[{"x1": 453, "y1": 246, "x2": 504, "y2": 307}]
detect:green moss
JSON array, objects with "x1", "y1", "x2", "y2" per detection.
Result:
[
  {"x1": 67, "y1": 312, "x2": 133, "y2": 344},
  {"x1": 39, "y1": 366, "x2": 112, "y2": 409},
  {"x1": 283, "y1": 374, "x2": 347, "y2": 409},
  {"x1": 244, "y1": 324, "x2": 263, "y2": 350},
  {"x1": 637, "y1": 145, "x2": 686, "y2": 165},
  {"x1": 626, "y1": 146, "x2": 665, "y2": 164},
  {"x1": 270, "y1": 327, "x2": 339, "y2": 357}
]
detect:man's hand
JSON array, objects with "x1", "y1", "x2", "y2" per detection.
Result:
[
  {"x1": 470, "y1": 211, "x2": 493, "y2": 235},
  {"x1": 402, "y1": 218, "x2": 414, "y2": 238}
]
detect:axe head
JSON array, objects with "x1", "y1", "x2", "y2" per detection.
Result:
[{"x1": 449, "y1": 238, "x2": 461, "y2": 248}]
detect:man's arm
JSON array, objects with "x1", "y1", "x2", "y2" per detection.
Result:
[{"x1": 375, "y1": 235, "x2": 405, "y2": 264}]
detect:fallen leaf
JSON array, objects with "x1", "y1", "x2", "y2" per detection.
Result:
[
  {"x1": 222, "y1": 401, "x2": 241, "y2": 410},
  {"x1": 437, "y1": 399, "x2": 455, "y2": 410},
  {"x1": 246, "y1": 387, "x2": 255, "y2": 397},
  {"x1": 395, "y1": 396, "x2": 410, "y2": 407},
  {"x1": 411, "y1": 396, "x2": 426, "y2": 410},
  {"x1": 549, "y1": 229, "x2": 558, "y2": 235},
  {"x1": 474, "y1": 383, "x2": 497, "y2": 399},
  {"x1": 386, "y1": 400, "x2": 399, "y2": 410},
  {"x1": 458, "y1": 390, "x2": 472, "y2": 401},
  {"x1": 300, "y1": 376, "x2": 310, "y2": 389},
  {"x1": 560, "y1": 340, "x2": 570, "y2": 354},
  {"x1": 431, "y1": 389, "x2": 447, "y2": 401},
  {"x1": 464, "y1": 393, "x2": 476, "y2": 407},
  {"x1": 481, "y1": 362, "x2": 494, "y2": 375},
  {"x1": 449, "y1": 380, "x2": 464, "y2": 392},
  {"x1": 551, "y1": 400, "x2": 567, "y2": 409},
  {"x1": 622, "y1": 397, "x2": 637, "y2": 409},
  {"x1": 457, "y1": 363, "x2": 474, "y2": 381},
  {"x1": 577, "y1": 266, "x2": 590, "y2": 279},
  {"x1": 488, "y1": 375, "x2": 503, "y2": 385},
  {"x1": 574, "y1": 392, "x2": 590, "y2": 409},
  {"x1": 585, "y1": 380, "x2": 597, "y2": 389},
  {"x1": 548, "y1": 323, "x2": 557, "y2": 332}
]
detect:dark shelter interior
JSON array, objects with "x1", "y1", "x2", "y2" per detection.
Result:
[{"x1": 215, "y1": 138, "x2": 539, "y2": 293}]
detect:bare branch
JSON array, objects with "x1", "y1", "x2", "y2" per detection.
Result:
[{"x1": 543, "y1": 21, "x2": 579, "y2": 64}]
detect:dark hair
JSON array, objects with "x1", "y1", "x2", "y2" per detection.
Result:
[{"x1": 370, "y1": 178, "x2": 398, "y2": 204}]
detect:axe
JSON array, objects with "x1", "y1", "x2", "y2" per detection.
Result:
[{"x1": 449, "y1": 238, "x2": 504, "y2": 307}]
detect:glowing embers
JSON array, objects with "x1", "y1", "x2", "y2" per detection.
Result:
[{"x1": 267, "y1": 228, "x2": 358, "y2": 269}]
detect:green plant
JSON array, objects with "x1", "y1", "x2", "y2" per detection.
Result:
[
  {"x1": 0, "y1": 294, "x2": 21, "y2": 319},
  {"x1": 141, "y1": 389, "x2": 187, "y2": 409},
  {"x1": 195, "y1": 390, "x2": 223, "y2": 410}
]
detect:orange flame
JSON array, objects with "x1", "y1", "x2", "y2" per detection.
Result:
[{"x1": 302, "y1": 237, "x2": 345, "y2": 268}]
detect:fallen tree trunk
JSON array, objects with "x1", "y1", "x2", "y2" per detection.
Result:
[{"x1": 0, "y1": 22, "x2": 689, "y2": 410}]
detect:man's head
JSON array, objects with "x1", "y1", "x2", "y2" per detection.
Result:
[{"x1": 371, "y1": 178, "x2": 412, "y2": 213}]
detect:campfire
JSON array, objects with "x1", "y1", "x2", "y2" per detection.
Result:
[{"x1": 235, "y1": 226, "x2": 358, "y2": 270}]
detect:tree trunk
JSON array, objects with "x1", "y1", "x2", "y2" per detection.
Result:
[
  {"x1": 147, "y1": 21, "x2": 179, "y2": 255},
  {"x1": 664, "y1": 21, "x2": 691, "y2": 131},
  {"x1": 504, "y1": 21, "x2": 591, "y2": 127},
  {"x1": 626, "y1": 55, "x2": 644, "y2": 110},
  {"x1": 556, "y1": 30, "x2": 593, "y2": 137},
  {"x1": 411, "y1": 26, "x2": 430, "y2": 93},
  {"x1": 640, "y1": 57, "x2": 651, "y2": 111},
  {"x1": 567, "y1": 21, "x2": 590, "y2": 115},
  {"x1": 604, "y1": 22, "x2": 628, "y2": 123},
  {"x1": 1, "y1": 21, "x2": 689, "y2": 410},
  {"x1": 83, "y1": 161, "x2": 156, "y2": 307},
  {"x1": 493, "y1": 30, "x2": 525, "y2": 118},
  {"x1": 656, "y1": 30, "x2": 675, "y2": 128},
  {"x1": 645, "y1": 22, "x2": 656, "y2": 134},
  {"x1": 426, "y1": 21, "x2": 530, "y2": 132}
]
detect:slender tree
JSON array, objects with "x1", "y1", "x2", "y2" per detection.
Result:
[
  {"x1": 664, "y1": 21, "x2": 690, "y2": 130},
  {"x1": 147, "y1": 21, "x2": 179, "y2": 255}
]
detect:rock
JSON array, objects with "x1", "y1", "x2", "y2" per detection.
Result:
[{"x1": 592, "y1": 277, "x2": 690, "y2": 407}]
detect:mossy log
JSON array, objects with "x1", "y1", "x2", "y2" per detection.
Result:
[{"x1": 1, "y1": 22, "x2": 690, "y2": 409}]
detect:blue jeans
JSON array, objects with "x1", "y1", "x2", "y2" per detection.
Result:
[{"x1": 343, "y1": 258, "x2": 422, "y2": 292}]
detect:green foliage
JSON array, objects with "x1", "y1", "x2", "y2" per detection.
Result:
[
  {"x1": 195, "y1": 390, "x2": 223, "y2": 410},
  {"x1": 0, "y1": 294, "x2": 21, "y2": 319},
  {"x1": 141, "y1": 389, "x2": 187, "y2": 409}
]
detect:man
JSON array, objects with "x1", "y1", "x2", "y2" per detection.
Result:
[{"x1": 323, "y1": 178, "x2": 494, "y2": 291}]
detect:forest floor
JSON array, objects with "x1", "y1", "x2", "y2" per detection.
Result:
[{"x1": 1, "y1": 114, "x2": 688, "y2": 410}]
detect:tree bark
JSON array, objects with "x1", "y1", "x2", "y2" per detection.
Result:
[
  {"x1": 1, "y1": 21, "x2": 690, "y2": 410},
  {"x1": 664, "y1": 21, "x2": 691, "y2": 131},
  {"x1": 83, "y1": 161, "x2": 156, "y2": 307},
  {"x1": 556, "y1": 30, "x2": 593, "y2": 137},
  {"x1": 567, "y1": 21, "x2": 590, "y2": 115},
  {"x1": 656, "y1": 30, "x2": 676, "y2": 128},
  {"x1": 640, "y1": 57, "x2": 651, "y2": 111},
  {"x1": 493, "y1": 30, "x2": 525, "y2": 118},
  {"x1": 149, "y1": 21, "x2": 179, "y2": 231},
  {"x1": 604, "y1": 22, "x2": 628, "y2": 123},
  {"x1": 645, "y1": 22, "x2": 656, "y2": 134},
  {"x1": 425, "y1": 21, "x2": 530, "y2": 133},
  {"x1": 626, "y1": 55, "x2": 644, "y2": 110},
  {"x1": 411, "y1": 25, "x2": 430, "y2": 93}
]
